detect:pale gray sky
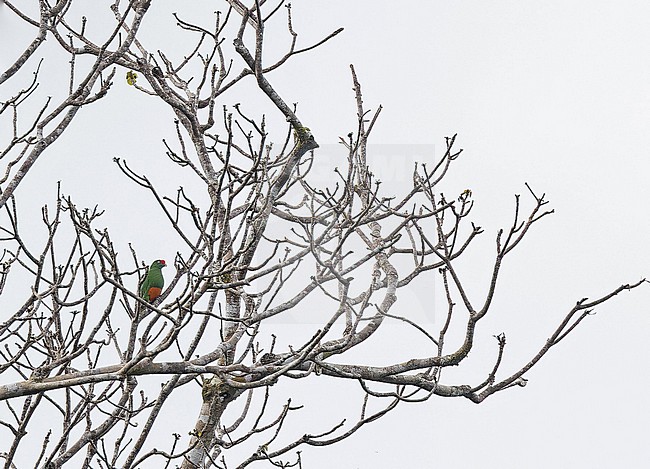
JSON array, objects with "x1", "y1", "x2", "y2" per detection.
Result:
[{"x1": 1, "y1": 1, "x2": 649, "y2": 468}]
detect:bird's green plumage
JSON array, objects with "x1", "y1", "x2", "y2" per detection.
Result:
[{"x1": 139, "y1": 259, "x2": 166, "y2": 302}]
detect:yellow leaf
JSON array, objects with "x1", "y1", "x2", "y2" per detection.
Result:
[{"x1": 126, "y1": 71, "x2": 138, "y2": 86}]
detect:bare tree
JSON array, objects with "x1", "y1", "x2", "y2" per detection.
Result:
[{"x1": 0, "y1": 2, "x2": 643, "y2": 468}]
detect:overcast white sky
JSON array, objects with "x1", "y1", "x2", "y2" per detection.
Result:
[{"x1": 2, "y1": 1, "x2": 650, "y2": 468}]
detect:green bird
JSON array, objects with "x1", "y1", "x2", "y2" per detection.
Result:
[{"x1": 139, "y1": 259, "x2": 166, "y2": 302}]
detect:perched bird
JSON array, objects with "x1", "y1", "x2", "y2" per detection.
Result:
[{"x1": 139, "y1": 259, "x2": 166, "y2": 302}]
